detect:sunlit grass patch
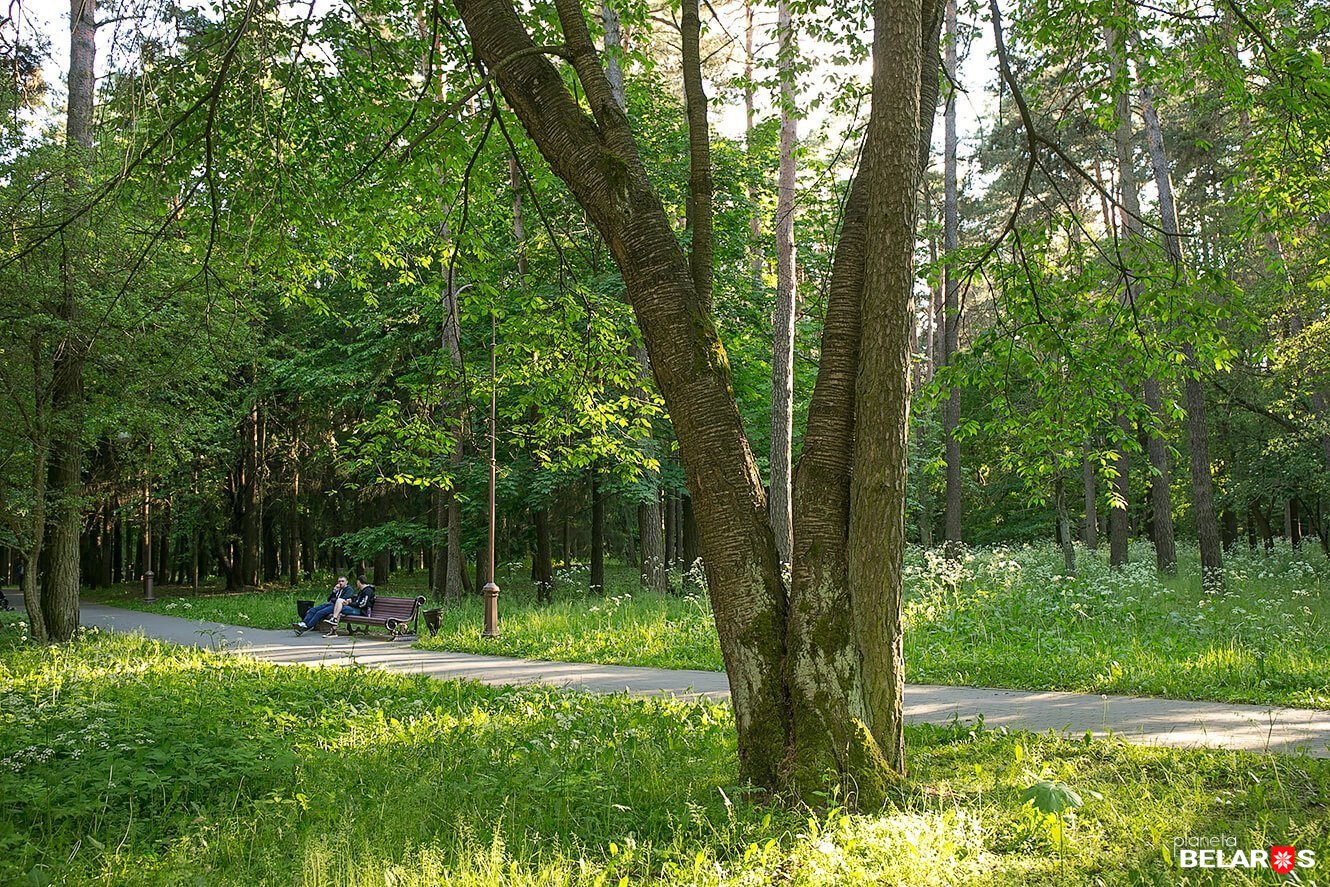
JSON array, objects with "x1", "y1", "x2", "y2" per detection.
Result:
[{"x1": 2, "y1": 626, "x2": 1328, "y2": 885}]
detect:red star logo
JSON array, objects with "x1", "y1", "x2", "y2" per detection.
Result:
[{"x1": 1270, "y1": 846, "x2": 1297, "y2": 875}]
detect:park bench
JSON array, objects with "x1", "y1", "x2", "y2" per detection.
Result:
[{"x1": 323, "y1": 595, "x2": 426, "y2": 639}]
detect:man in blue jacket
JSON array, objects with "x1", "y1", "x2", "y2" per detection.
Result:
[
  {"x1": 293, "y1": 576, "x2": 351, "y2": 635},
  {"x1": 321, "y1": 575, "x2": 376, "y2": 636}
]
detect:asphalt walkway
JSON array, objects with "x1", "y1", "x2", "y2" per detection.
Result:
[{"x1": 75, "y1": 602, "x2": 1330, "y2": 759}]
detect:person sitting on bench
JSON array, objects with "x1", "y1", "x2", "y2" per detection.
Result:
[
  {"x1": 322, "y1": 575, "x2": 376, "y2": 636},
  {"x1": 293, "y1": 576, "x2": 351, "y2": 635}
]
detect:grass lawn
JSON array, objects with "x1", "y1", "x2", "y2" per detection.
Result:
[
  {"x1": 2, "y1": 613, "x2": 1328, "y2": 886},
  {"x1": 92, "y1": 541, "x2": 1330, "y2": 708}
]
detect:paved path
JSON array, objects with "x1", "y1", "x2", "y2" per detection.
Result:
[{"x1": 77, "y1": 602, "x2": 1330, "y2": 759}]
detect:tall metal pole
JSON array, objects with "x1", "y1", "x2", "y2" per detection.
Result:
[{"x1": 482, "y1": 307, "x2": 500, "y2": 637}]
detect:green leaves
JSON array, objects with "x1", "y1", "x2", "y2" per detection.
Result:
[{"x1": 1021, "y1": 779, "x2": 1084, "y2": 814}]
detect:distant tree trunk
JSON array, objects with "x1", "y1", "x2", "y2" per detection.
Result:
[
  {"x1": 1109, "y1": 416, "x2": 1131, "y2": 566},
  {"x1": 1221, "y1": 510, "x2": 1238, "y2": 550},
  {"x1": 682, "y1": 496, "x2": 700, "y2": 568},
  {"x1": 941, "y1": 0, "x2": 962, "y2": 555},
  {"x1": 770, "y1": 0, "x2": 798, "y2": 565},
  {"x1": 680, "y1": 0, "x2": 714, "y2": 314},
  {"x1": 1082, "y1": 447, "x2": 1099, "y2": 549},
  {"x1": 1056, "y1": 473, "x2": 1076, "y2": 575},
  {"x1": 534, "y1": 506, "x2": 553, "y2": 602},
  {"x1": 744, "y1": 0, "x2": 762, "y2": 291},
  {"x1": 664, "y1": 493, "x2": 677, "y2": 571},
  {"x1": 1287, "y1": 498, "x2": 1302, "y2": 549},
  {"x1": 1251, "y1": 501, "x2": 1274, "y2": 552},
  {"x1": 262, "y1": 509, "x2": 280, "y2": 583},
  {"x1": 431, "y1": 488, "x2": 447, "y2": 598},
  {"x1": 590, "y1": 466, "x2": 605, "y2": 592},
  {"x1": 1141, "y1": 378, "x2": 1177, "y2": 573},
  {"x1": 1105, "y1": 19, "x2": 1174, "y2": 573},
  {"x1": 1135, "y1": 53, "x2": 1221, "y2": 588},
  {"x1": 286, "y1": 466, "x2": 300, "y2": 585}
]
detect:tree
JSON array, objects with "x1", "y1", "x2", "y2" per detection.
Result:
[
  {"x1": 940, "y1": 0, "x2": 963, "y2": 554},
  {"x1": 770, "y1": 0, "x2": 798, "y2": 565},
  {"x1": 1104, "y1": 17, "x2": 1176, "y2": 574},
  {"x1": 40, "y1": 0, "x2": 99, "y2": 641},
  {"x1": 1133, "y1": 40, "x2": 1224, "y2": 589},
  {"x1": 452, "y1": 0, "x2": 941, "y2": 795}
]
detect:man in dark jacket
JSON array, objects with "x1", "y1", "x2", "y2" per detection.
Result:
[
  {"x1": 322, "y1": 575, "x2": 375, "y2": 637},
  {"x1": 293, "y1": 576, "x2": 351, "y2": 635}
]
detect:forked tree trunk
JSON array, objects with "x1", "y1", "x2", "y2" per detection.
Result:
[
  {"x1": 770, "y1": 0, "x2": 798, "y2": 565},
  {"x1": 787, "y1": 0, "x2": 942, "y2": 795},
  {"x1": 456, "y1": 0, "x2": 939, "y2": 797}
]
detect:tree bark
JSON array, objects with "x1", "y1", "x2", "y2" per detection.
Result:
[
  {"x1": 786, "y1": 0, "x2": 941, "y2": 797},
  {"x1": 41, "y1": 0, "x2": 99, "y2": 641},
  {"x1": 770, "y1": 0, "x2": 798, "y2": 565}
]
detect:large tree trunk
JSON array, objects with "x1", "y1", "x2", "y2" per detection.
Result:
[
  {"x1": 770, "y1": 0, "x2": 798, "y2": 565},
  {"x1": 1104, "y1": 20, "x2": 1174, "y2": 574},
  {"x1": 41, "y1": 0, "x2": 99, "y2": 642},
  {"x1": 941, "y1": 0, "x2": 963, "y2": 554},
  {"x1": 846, "y1": 0, "x2": 929, "y2": 778},
  {"x1": 1135, "y1": 57, "x2": 1223, "y2": 588}
]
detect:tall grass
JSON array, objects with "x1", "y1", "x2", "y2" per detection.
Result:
[{"x1": 2, "y1": 619, "x2": 1327, "y2": 885}]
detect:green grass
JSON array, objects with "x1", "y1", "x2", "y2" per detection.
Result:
[
  {"x1": 94, "y1": 541, "x2": 1330, "y2": 708},
  {"x1": 3, "y1": 614, "x2": 1328, "y2": 885}
]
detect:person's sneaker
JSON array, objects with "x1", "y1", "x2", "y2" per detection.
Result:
[
  {"x1": 292, "y1": 621, "x2": 308, "y2": 635},
  {"x1": 323, "y1": 627, "x2": 339, "y2": 638}
]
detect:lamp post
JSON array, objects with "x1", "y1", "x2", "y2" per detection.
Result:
[{"x1": 481, "y1": 306, "x2": 500, "y2": 637}]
